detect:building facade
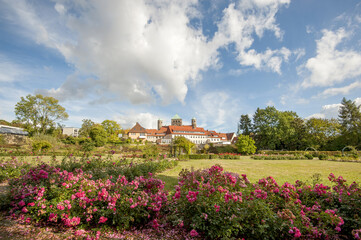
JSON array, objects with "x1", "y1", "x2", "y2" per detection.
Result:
[
  {"x1": 128, "y1": 115, "x2": 235, "y2": 145},
  {"x1": 62, "y1": 127, "x2": 80, "y2": 137}
]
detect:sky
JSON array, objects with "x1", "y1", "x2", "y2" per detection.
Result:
[{"x1": 0, "y1": 0, "x2": 361, "y2": 133}]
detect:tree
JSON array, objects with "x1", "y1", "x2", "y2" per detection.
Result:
[
  {"x1": 305, "y1": 118, "x2": 341, "y2": 150},
  {"x1": 236, "y1": 135, "x2": 257, "y2": 155},
  {"x1": 89, "y1": 124, "x2": 107, "y2": 147},
  {"x1": 173, "y1": 136, "x2": 195, "y2": 155},
  {"x1": 238, "y1": 114, "x2": 252, "y2": 135},
  {"x1": 15, "y1": 94, "x2": 68, "y2": 135},
  {"x1": 338, "y1": 98, "x2": 361, "y2": 147},
  {"x1": 253, "y1": 106, "x2": 281, "y2": 150},
  {"x1": 79, "y1": 119, "x2": 95, "y2": 138},
  {"x1": 101, "y1": 120, "x2": 121, "y2": 136}
]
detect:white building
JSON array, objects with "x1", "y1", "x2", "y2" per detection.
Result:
[{"x1": 62, "y1": 127, "x2": 80, "y2": 137}]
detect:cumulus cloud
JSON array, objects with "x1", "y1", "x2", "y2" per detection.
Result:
[
  {"x1": 307, "y1": 98, "x2": 361, "y2": 119},
  {"x1": 213, "y1": 0, "x2": 296, "y2": 74},
  {"x1": 316, "y1": 81, "x2": 361, "y2": 98},
  {"x1": 301, "y1": 28, "x2": 361, "y2": 88},
  {"x1": 3, "y1": 0, "x2": 295, "y2": 104},
  {"x1": 114, "y1": 112, "x2": 163, "y2": 129},
  {"x1": 195, "y1": 91, "x2": 239, "y2": 131}
]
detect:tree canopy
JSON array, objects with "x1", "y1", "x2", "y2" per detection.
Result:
[{"x1": 15, "y1": 94, "x2": 68, "y2": 135}]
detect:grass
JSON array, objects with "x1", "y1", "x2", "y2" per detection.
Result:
[{"x1": 157, "y1": 156, "x2": 361, "y2": 191}]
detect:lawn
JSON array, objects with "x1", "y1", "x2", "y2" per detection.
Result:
[{"x1": 157, "y1": 157, "x2": 361, "y2": 191}]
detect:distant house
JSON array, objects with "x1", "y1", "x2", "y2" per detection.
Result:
[
  {"x1": 127, "y1": 122, "x2": 147, "y2": 140},
  {"x1": 128, "y1": 115, "x2": 236, "y2": 145},
  {"x1": 62, "y1": 127, "x2": 80, "y2": 137},
  {"x1": 0, "y1": 125, "x2": 28, "y2": 145}
]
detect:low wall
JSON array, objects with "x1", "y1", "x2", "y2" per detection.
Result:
[{"x1": 0, "y1": 134, "x2": 28, "y2": 145}]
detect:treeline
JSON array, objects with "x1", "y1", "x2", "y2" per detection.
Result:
[{"x1": 238, "y1": 98, "x2": 361, "y2": 151}]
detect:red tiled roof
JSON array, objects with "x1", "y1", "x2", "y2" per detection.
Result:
[{"x1": 129, "y1": 122, "x2": 146, "y2": 133}]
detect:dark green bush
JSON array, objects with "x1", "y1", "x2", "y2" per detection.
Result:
[
  {"x1": 318, "y1": 154, "x2": 328, "y2": 160},
  {"x1": 305, "y1": 154, "x2": 313, "y2": 159}
]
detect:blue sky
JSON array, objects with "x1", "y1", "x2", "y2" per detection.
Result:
[{"x1": 0, "y1": 0, "x2": 361, "y2": 133}]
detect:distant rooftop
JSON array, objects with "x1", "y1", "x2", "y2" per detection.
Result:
[
  {"x1": 172, "y1": 114, "x2": 181, "y2": 119},
  {"x1": 0, "y1": 125, "x2": 28, "y2": 136}
]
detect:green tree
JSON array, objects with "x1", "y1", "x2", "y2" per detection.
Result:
[
  {"x1": 15, "y1": 94, "x2": 68, "y2": 135},
  {"x1": 338, "y1": 97, "x2": 361, "y2": 147},
  {"x1": 305, "y1": 118, "x2": 341, "y2": 150},
  {"x1": 89, "y1": 124, "x2": 107, "y2": 147},
  {"x1": 238, "y1": 114, "x2": 252, "y2": 135},
  {"x1": 173, "y1": 136, "x2": 195, "y2": 155},
  {"x1": 79, "y1": 119, "x2": 95, "y2": 138},
  {"x1": 235, "y1": 135, "x2": 257, "y2": 155},
  {"x1": 101, "y1": 120, "x2": 121, "y2": 136},
  {"x1": 253, "y1": 106, "x2": 281, "y2": 150}
]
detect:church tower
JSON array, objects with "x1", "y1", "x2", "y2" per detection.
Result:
[
  {"x1": 192, "y1": 117, "x2": 197, "y2": 128},
  {"x1": 171, "y1": 114, "x2": 182, "y2": 126},
  {"x1": 157, "y1": 119, "x2": 163, "y2": 130}
]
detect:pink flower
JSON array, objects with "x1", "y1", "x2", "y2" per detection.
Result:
[
  {"x1": 214, "y1": 204, "x2": 220, "y2": 212},
  {"x1": 98, "y1": 216, "x2": 108, "y2": 223},
  {"x1": 49, "y1": 213, "x2": 58, "y2": 222},
  {"x1": 21, "y1": 207, "x2": 28, "y2": 213},
  {"x1": 28, "y1": 202, "x2": 35, "y2": 207},
  {"x1": 186, "y1": 191, "x2": 199, "y2": 203},
  {"x1": 190, "y1": 229, "x2": 199, "y2": 237},
  {"x1": 18, "y1": 200, "x2": 25, "y2": 207},
  {"x1": 57, "y1": 204, "x2": 65, "y2": 210}
]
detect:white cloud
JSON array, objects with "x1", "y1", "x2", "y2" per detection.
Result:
[
  {"x1": 212, "y1": 0, "x2": 295, "y2": 74},
  {"x1": 195, "y1": 91, "x2": 239, "y2": 132},
  {"x1": 0, "y1": 55, "x2": 25, "y2": 82},
  {"x1": 3, "y1": 0, "x2": 296, "y2": 105},
  {"x1": 266, "y1": 100, "x2": 275, "y2": 106},
  {"x1": 307, "y1": 98, "x2": 361, "y2": 120},
  {"x1": 301, "y1": 28, "x2": 361, "y2": 88},
  {"x1": 114, "y1": 112, "x2": 163, "y2": 129},
  {"x1": 316, "y1": 81, "x2": 361, "y2": 98}
]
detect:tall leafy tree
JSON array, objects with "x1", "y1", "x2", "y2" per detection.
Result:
[
  {"x1": 305, "y1": 118, "x2": 341, "y2": 150},
  {"x1": 253, "y1": 106, "x2": 281, "y2": 150},
  {"x1": 79, "y1": 119, "x2": 95, "y2": 137},
  {"x1": 101, "y1": 120, "x2": 121, "y2": 136},
  {"x1": 238, "y1": 114, "x2": 253, "y2": 135},
  {"x1": 338, "y1": 97, "x2": 361, "y2": 147},
  {"x1": 235, "y1": 135, "x2": 257, "y2": 155},
  {"x1": 15, "y1": 94, "x2": 68, "y2": 135},
  {"x1": 89, "y1": 124, "x2": 107, "y2": 147}
]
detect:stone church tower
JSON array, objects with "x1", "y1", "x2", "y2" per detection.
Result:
[
  {"x1": 157, "y1": 119, "x2": 163, "y2": 130},
  {"x1": 171, "y1": 114, "x2": 182, "y2": 126},
  {"x1": 192, "y1": 117, "x2": 197, "y2": 128}
]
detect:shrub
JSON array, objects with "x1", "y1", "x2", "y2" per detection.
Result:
[
  {"x1": 318, "y1": 154, "x2": 328, "y2": 160},
  {"x1": 32, "y1": 140, "x2": 52, "y2": 153},
  {"x1": 305, "y1": 153, "x2": 313, "y2": 159},
  {"x1": 235, "y1": 135, "x2": 257, "y2": 155}
]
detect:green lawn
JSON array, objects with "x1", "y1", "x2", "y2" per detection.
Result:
[{"x1": 157, "y1": 157, "x2": 361, "y2": 191}]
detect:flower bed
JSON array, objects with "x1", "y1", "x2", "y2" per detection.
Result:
[
  {"x1": 252, "y1": 154, "x2": 308, "y2": 160},
  {"x1": 5, "y1": 163, "x2": 361, "y2": 239}
]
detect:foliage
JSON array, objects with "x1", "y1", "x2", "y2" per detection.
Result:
[
  {"x1": 142, "y1": 144, "x2": 160, "y2": 158},
  {"x1": 79, "y1": 119, "x2": 95, "y2": 138},
  {"x1": 0, "y1": 134, "x2": 5, "y2": 145},
  {"x1": 252, "y1": 154, "x2": 308, "y2": 160},
  {"x1": 101, "y1": 120, "x2": 121, "y2": 136},
  {"x1": 0, "y1": 157, "x2": 31, "y2": 182},
  {"x1": 238, "y1": 114, "x2": 252, "y2": 135},
  {"x1": 305, "y1": 118, "x2": 341, "y2": 150},
  {"x1": 173, "y1": 136, "x2": 195, "y2": 155},
  {"x1": 89, "y1": 124, "x2": 107, "y2": 147},
  {"x1": 338, "y1": 97, "x2": 361, "y2": 147},
  {"x1": 62, "y1": 136, "x2": 77, "y2": 145},
  {"x1": 168, "y1": 165, "x2": 358, "y2": 239},
  {"x1": 236, "y1": 134, "x2": 257, "y2": 155},
  {"x1": 32, "y1": 140, "x2": 52, "y2": 153},
  {"x1": 14, "y1": 94, "x2": 68, "y2": 135}
]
